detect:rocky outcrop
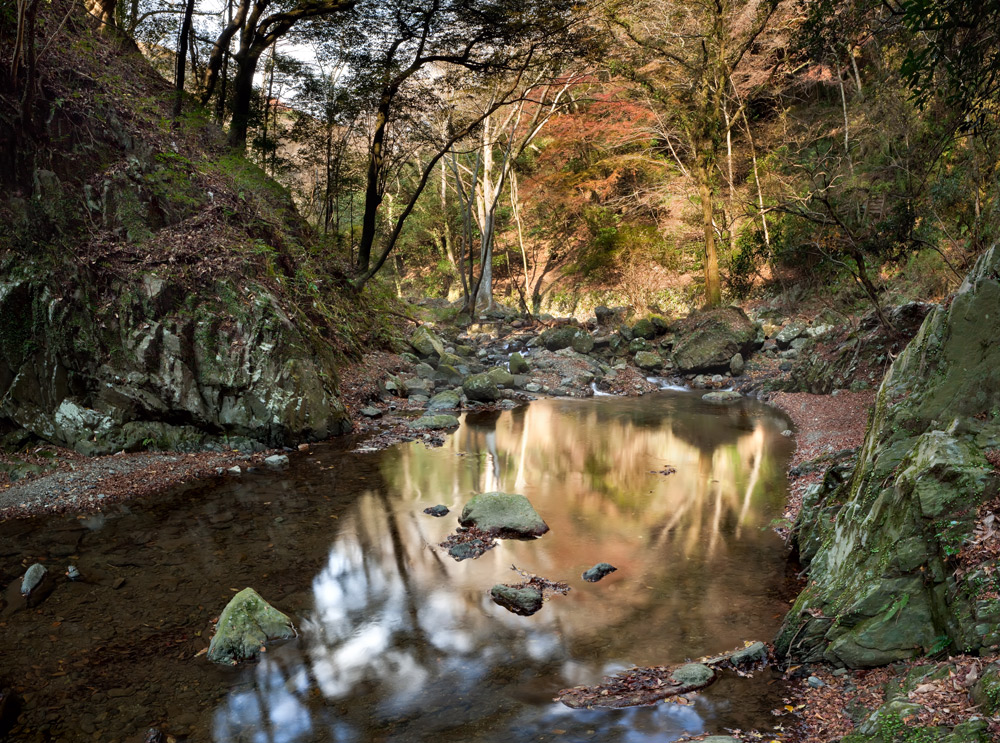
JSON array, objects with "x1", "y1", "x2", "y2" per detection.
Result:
[
  {"x1": 0, "y1": 271, "x2": 350, "y2": 454},
  {"x1": 777, "y1": 246, "x2": 1000, "y2": 667}
]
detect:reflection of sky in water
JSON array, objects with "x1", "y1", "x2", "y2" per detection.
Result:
[{"x1": 213, "y1": 393, "x2": 792, "y2": 743}]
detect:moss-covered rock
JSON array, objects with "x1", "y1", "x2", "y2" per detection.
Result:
[
  {"x1": 486, "y1": 366, "x2": 515, "y2": 388},
  {"x1": 490, "y1": 584, "x2": 544, "y2": 615},
  {"x1": 407, "y1": 414, "x2": 460, "y2": 430},
  {"x1": 459, "y1": 491, "x2": 549, "y2": 538},
  {"x1": 207, "y1": 588, "x2": 295, "y2": 665},
  {"x1": 0, "y1": 275, "x2": 351, "y2": 455},
  {"x1": 777, "y1": 245, "x2": 1000, "y2": 667},
  {"x1": 508, "y1": 352, "x2": 529, "y2": 374},
  {"x1": 462, "y1": 373, "x2": 501, "y2": 402},
  {"x1": 671, "y1": 307, "x2": 755, "y2": 373},
  {"x1": 540, "y1": 326, "x2": 591, "y2": 352},
  {"x1": 571, "y1": 332, "x2": 595, "y2": 354},
  {"x1": 426, "y1": 390, "x2": 461, "y2": 411},
  {"x1": 631, "y1": 318, "x2": 657, "y2": 340},
  {"x1": 410, "y1": 325, "x2": 446, "y2": 359},
  {"x1": 634, "y1": 350, "x2": 663, "y2": 371}
]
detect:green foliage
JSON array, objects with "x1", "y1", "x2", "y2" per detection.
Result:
[
  {"x1": 725, "y1": 223, "x2": 771, "y2": 298},
  {"x1": 573, "y1": 207, "x2": 680, "y2": 277}
]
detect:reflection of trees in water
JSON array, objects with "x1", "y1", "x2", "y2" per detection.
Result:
[
  {"x1": 387, "y1": 397, "x2": 786, "y2": 560},
  {"x1": 212, "y1": 396, "x2": 791, "y2": 743}
]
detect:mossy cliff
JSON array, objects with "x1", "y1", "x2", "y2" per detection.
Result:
[
  {"x1": 778, "y1": 246, "x2": 1000, "y2": 667},
  {"x1": 0, "y1": 9, "x2": 397, "y2": 454},
  {"x1": 0, "y1": 269, "x2": 351, "y2": 454}
]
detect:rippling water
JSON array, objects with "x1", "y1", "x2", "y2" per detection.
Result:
[{"x1": 0, "y1": 391, "x2": 795, "y2": 743}]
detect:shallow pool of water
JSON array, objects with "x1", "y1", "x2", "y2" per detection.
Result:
[{"x1": 0, "y1": 391, "x2": 796, "y2": 743}]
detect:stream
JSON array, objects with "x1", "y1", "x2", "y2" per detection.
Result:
[{"x1": 0, "y1": 390, "x2": 797, "y2": 743}]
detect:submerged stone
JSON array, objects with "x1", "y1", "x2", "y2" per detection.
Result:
[
  {"x1": 207, "y1": 588, "x2": 295, "y2": 665},
  {"x1": 459, "y1": 492, "x2": 549, "y2": 538},
  {"x1": 20, "y1": 563, "x2": 47, "y2": 597},
  {"x1": 490, "y1": 584, "x2": 544, "y2": 616},
  {"x1": 264, "y1": 454, "x2": 289, "y2": 470},
  {"x1": 702, "y1": 390, "x2": 742, "y2": 404},
  {"x1": 582, "y1": 563, "x2": 617, "y2": 582}
]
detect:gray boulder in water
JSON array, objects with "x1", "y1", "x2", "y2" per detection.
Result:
[
  {"x1": 207, "y1": 588, "x2": 295, "y2": 665},
  {"x1": 460, "y1": 492, "x2": 549, "y2": 538}
]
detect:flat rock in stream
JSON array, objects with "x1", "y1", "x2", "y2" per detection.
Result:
[{"x1": 459, "y1": 492, "x2": 549, "y2": 538}]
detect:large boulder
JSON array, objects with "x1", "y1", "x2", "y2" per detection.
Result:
[
  {"x1": 634, "y1": 350, "x2": 663, "y2": 371},
  {"x1": 462, "y1": 373, "x2": 501, "y2": 402},
  {"x1": 410, "y1": 326, "x2": 446, "y2": 359},
  {"x1": 540, "y1": 326, "x2": 590, "y2": 352},
  {"x1": 670, "y1": 307, "x2": 755, "y2": 373},
  {"x1": 508, "y1": 352, "x2": 529, "y2": 374},
  {"x1": 486, "y1": 366, "x2": 515, "y2": 388},
  {"x1": 207, "y1": 588, "x2": 295, "y2": 665},
  {"x1": 459, "y1": 491, "x2": 549, "y2": 538},
  {"x1": 776, "y1": 245, "x2": 1000, "y2": 667}
]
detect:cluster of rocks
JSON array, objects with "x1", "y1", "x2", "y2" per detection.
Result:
[{"x1": 429, "y1": 490, "x2": 616, "y2": 617}]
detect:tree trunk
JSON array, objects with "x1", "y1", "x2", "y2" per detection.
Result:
[
  {"x1": 356, "y1": 100, "x2": 391, "y2": 272},
  {"x1": 172, "y1": 0, "x2": 196, "y2": 118},
  {"x1": 202, "y1": 0, "x2": 250, "y2": 106},
  {"x1": 696, "y1": 151, "x2": 722, "y2": 307},
  {"x1": 227, "y1": 44, "x2": 265, "y2": 150}
]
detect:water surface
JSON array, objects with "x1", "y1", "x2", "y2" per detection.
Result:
[{"x1": 0, "y1": 391, "x2": 795, "y2": 743}]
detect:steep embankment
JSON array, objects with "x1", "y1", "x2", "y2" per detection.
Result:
[
  {"x1": 778, "y1": 246, "x2": 1000, "y2": 668},
  {"x1": 0, "y1": 11, "x2": 396, "y2": 454}
]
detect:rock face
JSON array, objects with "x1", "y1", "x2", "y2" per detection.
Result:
[
  {"x1": 207, "y1": 588, "x2": 295, "y2": 665},
  {"x1": 459, "y1": 492, "x2": 549, "y2": 538},
  {"x1": 671, "y1": 307, "x2": 755, "y2": 373},
  {"x1": 777, "y1": 246, "x2": 1000, "y2": 668},
  {"x1": 0, "y1": 275, "x2": 351, "y2": 455}
]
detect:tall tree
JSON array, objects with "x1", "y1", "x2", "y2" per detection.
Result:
[
  {"x1": 172, "y1": 0, "x2": 196, "y2": 117},
  {"x1": 346, "y1": 0, "x2": 584, "y2": 278},
  {"x1": 608, "y1": 0, "x2": 781, "y2": 307},
  {"x1": 198, "y1": 0, "x2": 356, "y2": 151}
]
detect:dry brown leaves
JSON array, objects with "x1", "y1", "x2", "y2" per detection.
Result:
[{"x1": 782, "y1": 654, "x2": 1000, "y2": 742}]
